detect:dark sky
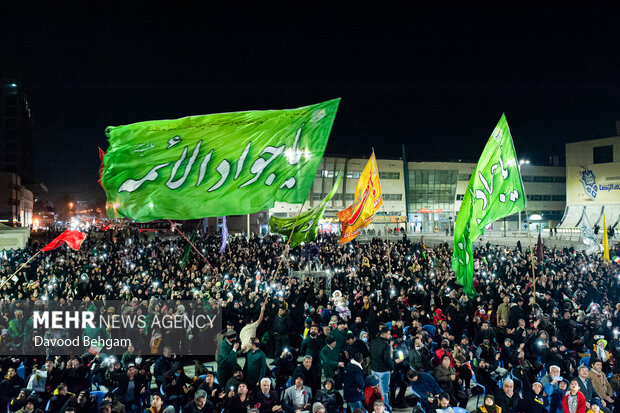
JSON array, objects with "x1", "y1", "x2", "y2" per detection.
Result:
[{"x1": 2, "y1": 1, "x2": 620, "y2": 202}]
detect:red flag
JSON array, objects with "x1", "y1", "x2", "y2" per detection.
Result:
[
  {"x1": 98, "y1": 148, "x2": 106, "y2": 187},
  {"x1": 536, "y1": 231, "x2": 544, "y2": 262},
  {"x1": 42, "y1": 230, "x2": 87, "y2": 251}
]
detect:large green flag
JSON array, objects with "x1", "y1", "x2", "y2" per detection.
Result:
[
  {"x1": 101, "y1": 99, "x2": 340, "y2": 221},
  {"x1": 452, "y1": 114, "x2": 526, "y2": 295},
  {"x1": 270, "y1": 172, "x2": 342, "y2": 248}
]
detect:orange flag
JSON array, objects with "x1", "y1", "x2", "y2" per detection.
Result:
[{"x1": 337, "y1": 152, "x2": 383, "y2": 244}]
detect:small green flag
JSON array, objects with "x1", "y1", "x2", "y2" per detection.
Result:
[
  {"x1": 452, "y1": 114, "x2": 526, "y2": 295},
  {"x1": 269, "y1": 173, "x2": 342, "y2": 248},
  {"x1": 101, "y1": 99, "x2": 340, "y2": 221},
  {"x1": 180, "y1": 229, "x2": 198, "y2": 268}
]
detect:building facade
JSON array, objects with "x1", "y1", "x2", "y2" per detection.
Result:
[
  {"x1": 268, "y1": 156, "x2": 566, "y2": 234},
  {"x1": 0, "y1": 172, "x2": 33, "y2": 227},
  {"x1": 560, "y1": 134, "x2": 620, "y2": 229},
  {"x1": 0, "y1": 81, "x2": 34, "y2": 183}
]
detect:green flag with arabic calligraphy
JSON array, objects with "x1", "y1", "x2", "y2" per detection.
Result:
[
  {"x1": 101, "y1": 99, "x2": 340, "y2": 221},
  {"x1": 452, "y1": 114, "x2": 526, "y2": 296},
  {"x1": 269, "y1": 172, "x2": 341, "y2": 248}
]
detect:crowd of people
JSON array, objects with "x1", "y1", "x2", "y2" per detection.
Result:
[{"x1": 0, "y1": 226, "x2": 617, "y2": 413}]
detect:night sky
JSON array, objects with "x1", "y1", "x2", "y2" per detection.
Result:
[{"x1": 2, "y1": 1, "x2": 619, "y2": 202}]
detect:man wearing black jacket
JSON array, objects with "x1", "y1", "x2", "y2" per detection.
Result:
[
  {"x1": 114, "y1": 364, "x2": 149, "y2": 412},
  {"x1": 291, "y1": 356, "x2": 321, "y2": 395},
  {"x1": 494, "y1": 379, "x2": 521, "y2": 413},
  {"x1": 369, "y1": 328, "x2": 394, "y2": 407}
]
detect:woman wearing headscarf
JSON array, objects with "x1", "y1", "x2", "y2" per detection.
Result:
[{"x1": 476, "y1": 394, "x2": 500, "y2": 413}]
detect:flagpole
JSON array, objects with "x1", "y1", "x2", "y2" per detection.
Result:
[
  {"x1": 370, "y1": 147, "x2": 391, "y2": 274},
  {"x1": 273, "y1": 199, "x2": 307, "y2": 279},
  {"x1": 168, "y1": 220, "x2": 215, "y2": 271},
  {"x1": 524, "y1": 212, "x2": 537, "y2": 304},
  {"x1": 0, "y1": 249, "x2": 44, "y2": 290},
  {"x1": 381, "y1": 203, "x2": 392, "y2": 275}
]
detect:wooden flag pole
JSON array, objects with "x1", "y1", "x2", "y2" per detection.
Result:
[
  {"x1": 168, "y1": 220, "x2": 215, "y2": 271},
  {"x1": 381, "y1": 203, "x2": 392, "y2": 275},
  {"x1": 273, "y1": 199, "x2": 307, "y2": 279},
  {"x1": 523, "y1": 211, "x2": 537, "y2": 304},
  {"x1": 0, "y1": 249, "x2": 44, "y2": 290},
  {"x1": 370, "y1": 148, "x2": 392, "y2": 274}
]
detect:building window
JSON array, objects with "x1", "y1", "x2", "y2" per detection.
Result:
[
  {"x1": 312, "y1": 193, "x2": 321, "y2": 200},
  {"x1": 554, "y1": 176, "x2": 566, "y2": 183},
  {"x1": 383, "y1": 194, "x2": 403, "y2": 201},
  {"x1": 456, "y1": 194, "x2": 464, "y2": 200},
  {"x1": 593, "y1": 145, "x2": 613, "y2": 164},
  {"x1": 379, "y1": 172, "x2": 400, "y2": 180},
  {"x1": 458, "y1": 174, "x2": 471, "y2": 181},
  {"x1": 345, "y1": 194, "x2": 354, "y2": 201},
  {"x1": 551, "y1": 195, "x2": 566, "y2": 201}
]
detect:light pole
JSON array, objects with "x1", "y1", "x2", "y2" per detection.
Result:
[{"x1": 518, "y1": 159, "x2": 530, "y2": 232}]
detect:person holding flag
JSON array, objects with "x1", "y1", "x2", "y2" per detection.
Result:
[{"x1": 0, "y1": 229, "x2": 87, "y2": 290}]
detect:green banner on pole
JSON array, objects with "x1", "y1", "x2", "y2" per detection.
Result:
[
  {"x1": 452, "y1": 114, "x2": 526, "y2": 295},
  {"x1": 269, "y1": 172, "x2": 341, "y2": 248},
  {"x1": 101, "y1": 99, "x2": 340, "y2": 221}
]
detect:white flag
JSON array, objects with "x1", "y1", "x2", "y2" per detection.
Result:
[{"x1": 580, "y1": 210, "x2": 600, "y2": 254}]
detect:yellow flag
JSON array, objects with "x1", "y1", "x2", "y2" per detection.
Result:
[
  {"x1": 337, "y1": 152, "x2": 383, "y2": 244},
  {"x1": 602, "y1": 213, "x2": 609, "y2": 262}
]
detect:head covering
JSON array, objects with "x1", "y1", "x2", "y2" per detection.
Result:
[
  {"x1": 365, "y1": 375, "x2": 380, "y2": 387},
  {"x1": 596, "y1": 338, "x2": 608, "y2": 348},
  {"x1": 224, "y1": 329, "x2": 237, "y2": 338},
  {"x1": 484, "y1": 394, "x2": 495, "y2": 406},
  {"x1": 312, "y1": 403, "x2": 325, "y2": 413}
]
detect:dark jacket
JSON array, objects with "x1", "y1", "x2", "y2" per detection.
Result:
[
  {"x1": 183, "y1": 398, "x2": 215, "y2": 413},
  {"x1": 409, "y1": 346, "x2": 431, "y2": 372},
  {"x1": 291, "y1": 364, "x2": 320, "y2": 394},
  {"x1": 319, "y1": 345, "x2": 341, "y2": 379},
  {"x1": 369, "y1": 337, "x2": 393, "y2": 372},
  {"x1": 314, "y1": 389, "x2": 344, "y2": 413},
  {"x1": 223, "y1": 394, "x2": 252, "y2": 413},
  {"x1": 344, "y1": 339, "x2": 370, "y2": 360},
  {"x1": 575, "y1": 376, "x2": 600, "y2": 403},
  {"x1": 342, "y1": 362, "x2": 365, "y2": 402},
  {"x1": 114, "y1": 371, "x2": 149, "y2": 402},
  {"x1": 494, "y1": 390, "x2": 522, "y2": 413},
  {"x1": 60, "y1": 395, "x2": 98, "y2": 413},
  {"x1": 153, "y1": 355, "x2": 174, "y2": 387},
  {"x1": 0, "y1": 375, "x2": 26, "y2": 404},
  {"x1": 253, "y1": 390, "x2": 280, "y2": 413},
  {"x1": 409, "y1": 372, "x2": 442, "y2": 400},
  {"x1": 300, "y1": 336, "x2": 324, "y2": 362},
  {"x1": 245, "y1": 349, "x2": 267, "y2": 387},
  {"x1": 217, "y1": 339, "x2": 239, "y2": 386}
]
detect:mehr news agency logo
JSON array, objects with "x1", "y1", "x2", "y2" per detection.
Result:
[{"x1": 32, "y1": 309, "x2": 218, "y2": 350}]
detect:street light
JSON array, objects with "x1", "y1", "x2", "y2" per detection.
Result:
[{"x1": 517, "y1": 160, "x2": 530, "y2": 232}]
